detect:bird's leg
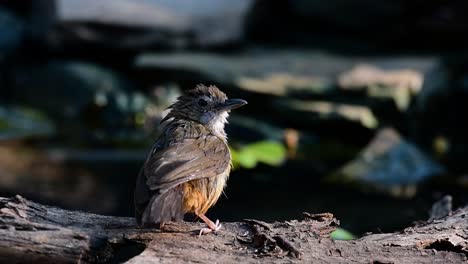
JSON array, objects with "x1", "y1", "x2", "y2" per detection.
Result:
[{"x1": 196, "y1": 213, "x2": 222, "y2": 236}]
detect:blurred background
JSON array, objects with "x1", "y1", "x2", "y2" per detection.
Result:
[{"x1": 1, "y1": 0, "x2": 468, "y2": 237}]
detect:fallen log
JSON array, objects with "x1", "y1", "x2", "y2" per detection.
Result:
[{"x1": 0, "y1": 195, "x2": 466, "y2": 263}]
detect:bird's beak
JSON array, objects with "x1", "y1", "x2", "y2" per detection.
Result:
[{"x1": 216, "y1": 99, "x2": 248, "y2": 111}]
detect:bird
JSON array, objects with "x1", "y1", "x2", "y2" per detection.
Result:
[{"x1": 134, "y1": 84, "x2": 247, "y2": 235}]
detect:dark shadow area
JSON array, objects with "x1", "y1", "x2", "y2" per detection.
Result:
[{"x1": 109, "y1": 240, "x2": 146, "y2": 264}]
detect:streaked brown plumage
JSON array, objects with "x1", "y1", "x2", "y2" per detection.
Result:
[{"x1": 134, "y1": 84, "x2": 247, "y2": 234}]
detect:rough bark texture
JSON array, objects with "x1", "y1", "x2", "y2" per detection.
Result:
[{"x1": 0, "y1": 195, "x2": 467, "y2": 263}]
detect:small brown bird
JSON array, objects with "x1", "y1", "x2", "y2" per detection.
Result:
[{"x1": 134, "y1": 84, "x2": 247, "y2": 235}]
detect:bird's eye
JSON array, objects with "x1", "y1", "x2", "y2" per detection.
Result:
[{"x1": 198, "y1": 99, "x2": 208, "y2": 106}]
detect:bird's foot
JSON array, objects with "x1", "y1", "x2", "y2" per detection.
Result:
[{"x1": 198, "y1": 219, "x2": 222, "y2": 236}]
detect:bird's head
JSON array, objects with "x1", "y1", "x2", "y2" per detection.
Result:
[{"x1": 162, "y1": 85, "x2": 247, "y2": 134}]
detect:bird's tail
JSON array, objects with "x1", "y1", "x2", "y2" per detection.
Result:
[{"x1": 140, "y1": 186, "x2": 184, "y2": 227}]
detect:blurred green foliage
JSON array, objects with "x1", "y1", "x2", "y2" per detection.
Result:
[
  {"x1": 330, "y1": 228, "x2": 356, "y2": 240},
  {"x1": 230, "y1": 141, "x2": 286, "y2": 169}
]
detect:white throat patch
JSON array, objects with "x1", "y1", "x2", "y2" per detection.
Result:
[{"x1": 209, "y1": 111, "x2": 229, "y2": 138}]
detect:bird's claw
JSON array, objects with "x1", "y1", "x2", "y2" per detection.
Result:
[{"x1": 198, "y1": 219, "x2": 222, "y2": 236}]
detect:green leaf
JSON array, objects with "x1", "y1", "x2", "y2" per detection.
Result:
[
  {"x1": 331, "y1": 228, "x2": 356, "y2": 240},
  {"x1": 236, "y1": 149, "x2": 257, "y2": 169},
  {"x1": 242, "y1": 141, "x2": 286, "y2": 166},
  {"x1": 230, "y1": 141, "x2": 286, "y2": 169}
]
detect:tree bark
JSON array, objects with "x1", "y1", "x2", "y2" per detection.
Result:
[{"x1": 0, "y1": 195, "x2": 466, "y2": 263}]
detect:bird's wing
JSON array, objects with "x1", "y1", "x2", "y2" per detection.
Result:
[{"x1": 144, "y1": 134, "x2": 230, "y2": 193}]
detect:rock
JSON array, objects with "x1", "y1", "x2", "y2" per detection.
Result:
[
  {"x1": 338, "y1": 64, "x2": 424, "y2": 111},
  {"x1": 0, "y1": 106, "x2": 55, "y2": 141},
  {"x1": 135, "y1": 50, "x2": 350, "y2": 94},
  {"x1": 275, "y1": 99, "x2": 378, "y2": 129},
  {"x1": 7, "y1": 61, "x2": 152, "y2": 146},
  {"x1": 237, "y1": 73, "x2": 333, "y2": 97},
  {"x1": 55, "y1": 0, "x2": 253, "y2": 48},
  {"x1": 428, "y1": 195, "x2": 452, "y2": 221},
  {"x1": 338, "y1": 64, "x2": 423, "y2": 92},
  {"x1": 10, "y1": 61, "x2": 130, "y2": 115},
  {"x1": 331, "y1": 128, "x2": 445, "y2": 196},
  {"x1": 136, "y1": 50, "x2": 434, "y2": 97}
]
